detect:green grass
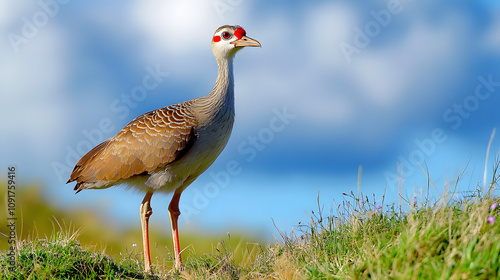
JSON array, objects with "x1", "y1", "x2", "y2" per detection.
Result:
[
  {"x1": 2, "y1": 188, "x2": 499, "y2": 279},
  {"x1": 279, "y1": 191, "x2": 500, "y2": 279},
  {"x1": 0, "y1": 235, "x2": 145, "y2": 279}
]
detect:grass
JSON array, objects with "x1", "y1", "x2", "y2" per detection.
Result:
[
  {"x1": 2, "y1": 186, "x2": 499, "y2": 279},
  {"x1": 282, "y1": 191, "x2": 500, "y2": 279},
  {"x1": 0, "y1": 235, "x2": 145, "y2": 279}
]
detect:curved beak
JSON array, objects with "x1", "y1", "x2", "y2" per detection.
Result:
[{"x1": 232, "y1": 35, "x2": 261, "y2": 47}]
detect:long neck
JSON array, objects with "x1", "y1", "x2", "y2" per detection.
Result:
[{"x1": 195, "y1": 56, "x2": 235, "y2": 124}]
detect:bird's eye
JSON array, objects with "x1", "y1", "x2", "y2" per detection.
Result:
[{"x1": 221, "y1": 31, "x2": 232, "y2": 40}]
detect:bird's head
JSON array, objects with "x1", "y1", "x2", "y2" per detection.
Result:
[{"x1": 211, "y1": 25, "x2": 261, "y2": 59}]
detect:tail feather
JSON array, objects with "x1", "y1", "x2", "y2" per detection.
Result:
[
  {"x1": 74, "y1": 182, "x2": 84, "y2": 194},
  {"x1": 67, "y1": 140, "x2": 111, "y2": 193}
]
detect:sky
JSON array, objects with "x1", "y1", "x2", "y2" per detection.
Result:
[{"x1": 2, "y1": 0, "x2": 500, "y2": 242}]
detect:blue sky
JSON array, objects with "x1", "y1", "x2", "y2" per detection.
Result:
[{"x1": 2, "y1": 0, "x2": 500, "y2": 242}]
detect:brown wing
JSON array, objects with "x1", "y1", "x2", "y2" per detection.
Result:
[{"x1": 68, "y1": 102, "x2": 198, "y2": 189}]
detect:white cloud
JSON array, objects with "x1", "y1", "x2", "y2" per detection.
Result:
[
  {"x1": 353, "y1": 11, "x2": 469, "y2": 110},
  {"x1": 229, "y1": 3, "x2": 467, "y2": 138},
  {"x1": 129, "y1": 0, "x2": 248, "y2": 55},
  {"x1": 304, "y1": 2, "x2": 359, "y2": 68},
  {"x1": 0, "y1": 1, "x2": 32, "y2": 30},
  {"x1": 0, "y1": 0, "x2": 12, "y2": 28},
  {"x1": 229, "y1": 4, "x2": 477, "y2": 149},
  {"x1": 0, "y1": 20, "x2": 73, "y2": 162}
]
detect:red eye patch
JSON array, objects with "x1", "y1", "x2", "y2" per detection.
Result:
[
  {"x1": 213, "y1": 35, "x2": 221, "y2": 42},
  {"x1": 234, "y1": 28, "x2": 246, "y2": 39}
]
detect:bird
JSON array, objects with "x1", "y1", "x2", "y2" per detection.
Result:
[{"x1": 67, "y1": 25, "x2": 260, "y2": 273}]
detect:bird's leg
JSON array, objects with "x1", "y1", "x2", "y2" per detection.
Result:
[
  {"x1": 140, "y1": 192, "x2": 154, "y2": 274},
  {"x1": 168, "y1": 191, "x2": 183, "y2": 270}
]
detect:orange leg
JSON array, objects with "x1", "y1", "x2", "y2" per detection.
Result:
[
  {"x1": 168, "y1": 191, "x2": 184, "y2": 270},
  {"x1": 140, "y1": 192, "x2": 154, "y2": 274}
]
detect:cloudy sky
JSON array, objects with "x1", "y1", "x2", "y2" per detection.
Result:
[{"x1": 2, "y1": 0, "x2": 500, "y2": 241}]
